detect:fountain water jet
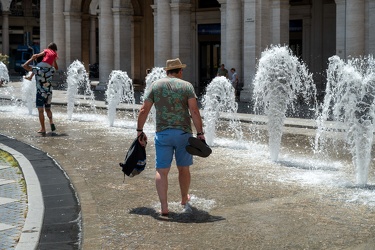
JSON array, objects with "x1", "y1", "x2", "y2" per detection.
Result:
[
  {"x1": 315, "y1": 55, "x2": 375, "y2": 186},
  {"x1": 66, "y1": 60, "x2": 96, "y2": 120},
  {"x1": 142, "y1": 67, "x2": 167, "y2": 125},
  {"x1": 253, "y1": 45, "x2": 316, "y2": 161},
  {"x1": 21, "y1": 77, "x2": 36, "y2": 115},
  {"x1": 0, "y1": 62, "x2": 9, "y2": 86},
  {"x1": 202, "y1": 76, "x2": 243, "y2": 146},
  {"x1": 144, "y1": 67, "x2": 167, "y2": 91},
  {"x1": 105, "y1": 70, "x2": 135, "y2": 127}
]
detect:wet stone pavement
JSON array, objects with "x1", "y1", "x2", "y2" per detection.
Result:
[{"x1": 0, "y1": 81, "x2": 375, "y2": 249}]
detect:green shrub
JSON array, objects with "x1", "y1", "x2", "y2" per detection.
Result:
[{"x1": 0, "y1": 54, "x2": 9, "y2": 66}]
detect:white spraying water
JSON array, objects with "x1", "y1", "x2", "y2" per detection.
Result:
[
  {"x1": 142, "y1": 67, "x2": 167, "y2": 125},
  {"x1": 253, "y1": 45, "x2": 316, "y2": 161},
  {"x1": 202, "y1": 76, "x2": 243, "y2": 146},
  {"x1": 0, "y1": 62, "x2": 9, "y2": 85},
  {"x1": 66, "y1": 60, "x2": 96, "y2": 120},
  {"x1": 105, "y1": 70, "x2": 135, "y2": 127},
  {"x1": 21, "y1": 76, "x2": 36, "y2": 115},
  {"x1": 1, "y1": 89, "x2": 375, "y2": 207},
  {"x1": 144, "y1": 67, "x2": 167, "y2": 93},
  {"x1": 315, "y1": 55, "x2": 375, "y2": 186}
]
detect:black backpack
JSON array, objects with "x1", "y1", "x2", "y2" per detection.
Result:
[{"x1": 119, "y1": 133, "x2": 146, "y2": 180}]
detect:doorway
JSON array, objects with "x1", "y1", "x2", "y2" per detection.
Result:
[{"x1": 199, "y1": 42, "x2": 220, "y2": 94}]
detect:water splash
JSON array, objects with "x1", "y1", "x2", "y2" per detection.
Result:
[
  {"x1": 21, "y1": 76, "x2": 36, "y2": 115},
  {"x1": 142, "y1": 67, "x2": 167, "y2": 125},
  {"x1": 315, "y1": 55, "x2": 375, "y2": 186},
  {"x1": 253, "y1": 45, "x2": 316, "y2": 161},
  {"x1": 105, "y1": 70, "x2": 135, "y2": 127},
  {"x1": 202, "y1": 76, "x2": 243, "y2": 146},
  {"x1": 66, "y1": 60, "x2": 96, "y2": 120},
  {"x1": 0, "y1": 62, "x2": 9, "y2": 86},
  {"x1": 144, "y1": 67, "x2": 167, "y2": 93}
]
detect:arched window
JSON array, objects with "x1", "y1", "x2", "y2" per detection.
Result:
[
  {"x1": 9, "y1": 0, "x2": 39, "y2": 17},
  {"x1": 10, "y1": 0, "x2": 23, "y2": 16},
  {"x1": 32, "y1": 0, "x2": 40, "y2": 18}
]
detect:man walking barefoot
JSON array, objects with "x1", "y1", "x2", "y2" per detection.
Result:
[{"x1": 136, "y1": 58, "x2": 205, "y2": 216}]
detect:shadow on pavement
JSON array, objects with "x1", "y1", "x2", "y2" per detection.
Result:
[{"x1": 129, "y1": 206, "x2": 226, "y2": 223}]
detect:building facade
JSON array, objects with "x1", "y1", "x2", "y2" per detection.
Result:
[{"x1": 1, "y1": 0, "x2": 374, "y2": 101}]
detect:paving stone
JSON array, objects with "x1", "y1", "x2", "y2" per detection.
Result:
[
  {"x1": 0, "y1": 135, "x2": 81, "y2": 249},
  {"x1": 0, "y1": 156, "x2": 27, "y2": 249}
]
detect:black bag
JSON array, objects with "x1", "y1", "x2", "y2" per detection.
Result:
[{"x1": 119, "y1": 133, "x2": 146, "y2": 179}]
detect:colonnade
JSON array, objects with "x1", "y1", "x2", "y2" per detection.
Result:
[{"x1": 1, "y1": 0, "x2": 375, "y2": 100}]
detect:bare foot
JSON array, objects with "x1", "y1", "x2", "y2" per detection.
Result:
[
  {"x1": 37, "y1": 129, "x2": 46, "y2": 134},
  {"x1": 160, "y1": 209, "x2": 169, "y2": 216},
  {"x1": 181, "y1": 194, "x2": 191, "y2": 205}
]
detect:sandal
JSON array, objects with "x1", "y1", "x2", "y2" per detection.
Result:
[{"x1": 50, "y1": 123, "x2": 56, "y2": 131}]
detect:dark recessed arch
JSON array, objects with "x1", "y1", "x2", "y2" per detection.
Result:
[{"x1": 131, "y1": 0, "x2": 142, "y2": 16}]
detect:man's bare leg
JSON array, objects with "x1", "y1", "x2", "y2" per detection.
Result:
[
  {"x1": 45, "y1": 108, "x2": 55, "y2": 131},
  {"x1": 155, "y1": 168, "x2": 170, "y2": 215},
  {"x1": 37, "y1": 107, "x2": 46, "y2": 133},
  {"x1": 177, "y1": 166, "x2": 191, "y2": 205}
]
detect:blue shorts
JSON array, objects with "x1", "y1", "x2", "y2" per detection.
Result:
[{"x1": 154, "y1": 129, "x2": 193, "y2": 168}]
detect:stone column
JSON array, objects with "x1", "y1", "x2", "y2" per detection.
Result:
[
  {"x1": 335, "y1": 0, "x2": 346, "y2": 58},
  {"x1": 170, "y1": 2, "x2": 192, "y2": 83},
  {"x1": 218, "y1": 0, "x2": 227, "y2": 66},
  {"x1": 1, "y1": 11, "x2": 9, "y2": 56},
  {"x1": 155, "y1": 0, "x2": 171, "y2": 67},
  {"x1": 271, "y1": 0, "x2": 289, "y2": 45},
  {"x1": 90, "y1": 15, "x2": 97, "y2": 65},
  {"x1": 366, "y1": 0, "x2": 375, "y2": 54},
  {"x1": 40, "y1": 0, "x2": 53, "y2": 50},
  {"x1": 226, "y1": 0, "x2": 241, "y2": 78},
  {"x1": 346, "y1": 0, "x2": 365, "y2": 57},
  {"x1": 98, "y1": 1, "x2": 114, "y2": 84},
  {"x1": 241, "y1": 0, "x2": 257, "y2": 102},
  {"x1": 53, "y1": 0, "x2": 66, "y2": 70},
  {"x1": 113, "y1": 7, "x2": 132, "y2": 73},
  {"x1": 64, "y1": 12, "x2": 82, "y2": 63}
]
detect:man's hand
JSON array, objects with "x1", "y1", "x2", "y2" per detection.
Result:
[{"x1": 138, "y1": 132, "x2": 147, "y2": 147}]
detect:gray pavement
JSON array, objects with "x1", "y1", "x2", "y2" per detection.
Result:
[
  {"x1": 0, "y1": 149, "x2": 27, "y2": 250},
  {"x1": 0, "y1": 134, "x2": 81, "y2": 250},
  {"x1": 1, "y1": 80, "x2": 375, "y2": 249}
]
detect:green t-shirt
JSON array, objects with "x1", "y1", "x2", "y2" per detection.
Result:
[
  {"x1": 144, "y1": 77, "x2": 197, "y2": 133},
  {"x1": 217, "y1": 68, "x2": 228, "y2": 77}
]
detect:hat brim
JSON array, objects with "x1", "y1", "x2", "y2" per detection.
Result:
[
  {"x1": 164, "y1": 64, "x2": 187, "y2": 71},
  {"x1": 185, "y1": 137, "x2": 212, "y2": 157}
]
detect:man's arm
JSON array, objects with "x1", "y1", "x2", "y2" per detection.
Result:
[
  {"x1": 137, "y1": 100, "x2": 153, "y2": 130},
  {"x1": 188, "y1": 97, "x2": 205, "y2": 139},
  {"x1": 31, "y1": 51, "x2": 45, "y2": 61},
  {"x1": 22, "y1": 57, "x2": 34, "y2": 71},
  {"x1": 136, "y1": 100, "x2": 153, "y2": 145}
]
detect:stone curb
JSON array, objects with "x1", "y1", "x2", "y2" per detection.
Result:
[{"x1": 0, "y1": 143, "x2": 43, "y2": 250}]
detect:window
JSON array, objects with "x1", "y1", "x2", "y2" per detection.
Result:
[
  {"x1": 32, "y1": 0, "x2": 40, "y2": 18},
  {"x1": 10, "y1": 0, "x2": 23, "y2": 16},
  {"x1": 198, "y1": 0, "x2": 220, "y2": 9}
]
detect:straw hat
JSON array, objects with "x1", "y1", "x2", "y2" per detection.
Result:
[{"x1": 164, "y1": 58, "x2": 187, "y2": 70}]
